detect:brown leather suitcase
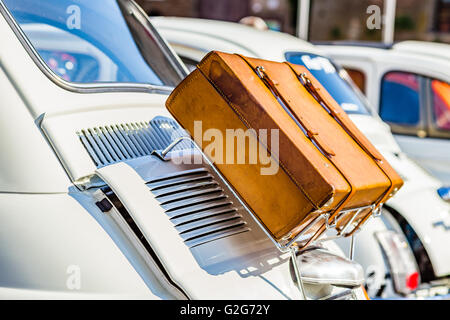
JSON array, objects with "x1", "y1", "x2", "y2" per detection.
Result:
[{"x1": 166, "y1": 51, "x2": 403, "y2": 249}]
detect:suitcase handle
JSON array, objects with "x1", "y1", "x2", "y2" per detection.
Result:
[{"x1": 254, "y1": 66, "x2": 335, "y2": 158}]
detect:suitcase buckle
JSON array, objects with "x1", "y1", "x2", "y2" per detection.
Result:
[
  {"x1": 298, "y1": 73, "x2": 323, "y2": 103},
  {"x1": 325, "y1": 214, "x2": 337, "y2": 229},
  {"x1": 372, "y1": 204, "x2": 383, "y2": 217},
  {"x1": 255, "y1": 65, "x2": 279, "y2": 94}
]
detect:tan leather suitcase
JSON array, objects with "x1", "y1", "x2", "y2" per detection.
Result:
[{"x1": 166, "y1": 51, "x2": 403, "y2": 249}]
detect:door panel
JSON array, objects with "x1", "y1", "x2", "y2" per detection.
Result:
[
  {"x1": 336, "y1": 59, "x2": 378, "y2": 111},
  {"x1": 380, "y1": 70, "x2": 450, "y2": 184},
  {"x1": 394, "y1": 134, "x2": 450, "y2": 184},
  {"x1": 429, "y1": 79, "x2": 450, "y2": 136}
]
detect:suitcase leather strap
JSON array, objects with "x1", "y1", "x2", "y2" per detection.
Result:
[
  {"x1": 251, "y1": 64, "x2": 354, "y2": 207},
  {"x1": 237, "y1": 54, "x2": 356, "y2": 243},
  {"x1": 294, "y1": 70, "x2": 383, "y2": 161},
  {"x1": 252, "y1": 64, "x2": 336, "y2": 158},
  {"x1": 285, "y1": 64, "x2": 396, "y2": 236},
  {"x1": 237, "y1": 55, "x2": 392, "y2": 243}
]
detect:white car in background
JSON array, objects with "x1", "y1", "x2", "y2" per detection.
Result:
[
  {"x1": 0, "y1": 0, "x2": 369, "y2": 300},
  {"x1": 318, "y1": 41, "x2": 450, "y2": 187},
  {"x1": 152, "y1": 17, "x2": 450, "y2": 297}
]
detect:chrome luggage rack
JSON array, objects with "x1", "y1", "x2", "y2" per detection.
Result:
[
  {"x1": 152, "y1": 135, "x2": 382, "y2": 249},
  {"x1": 275, "y1": 203, "x2": 380, "y2": 250},
  {"x1": 152, "y1": 134, "x2": 382, "y2": 299}
]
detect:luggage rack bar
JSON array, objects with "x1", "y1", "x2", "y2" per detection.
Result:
[
  {"x1": 316, "y1": 204, "x2": 382, "y2": 243},
  {"x1": 277, "y1": 204, "x2": 376, "y2": 250},
  {"x1": 151, "y1": 136, "x2": 192, "y2": 161},
  {"x1": 336, "y1": 204, "x2": 375, "y2": 236}
]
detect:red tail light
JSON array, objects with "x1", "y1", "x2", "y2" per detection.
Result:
[
  {"x1": 406, "y1": 272, "x2": 419, "y2": 290},
  {"x1": 376, "y1": 231, "x2": 420, "y2": 295}
]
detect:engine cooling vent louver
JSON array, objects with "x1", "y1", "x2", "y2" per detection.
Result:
[
  {"x1": 146, "y1": 168, "x2": 250, "y2": 248},
  {"x1": 78, "y1": 116, "x2": 191, "y2": 167}
]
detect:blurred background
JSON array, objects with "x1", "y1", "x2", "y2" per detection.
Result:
[{"x1": 136, "y1": 0, "x2": 450, "y2": 43}]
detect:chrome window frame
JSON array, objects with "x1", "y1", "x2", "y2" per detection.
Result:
[
  {"x1": 425, "y1": 77, "x2": 450, "y2": 139},
  {"x1": 0, "y1": 0, "x2": 187, "y2": 94}
]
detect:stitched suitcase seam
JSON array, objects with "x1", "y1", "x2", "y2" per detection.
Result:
[{"x1": 166, "y1": 69, "x2": 202, "y2": 110}]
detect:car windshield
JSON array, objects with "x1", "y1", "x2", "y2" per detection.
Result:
[
  {"x1": 286, "y1": 52, "x2": 370, "y2": 115},
  {"x1": 2, "y1": 0, "x2": 184, "y2": 87}
]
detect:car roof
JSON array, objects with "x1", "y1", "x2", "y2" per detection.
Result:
[
  {"x1": 318, "y1": 40, "x2": 450, "y2": 79},
  {"x1": 313, "y1": 40, "x2": 393, "y2": 49},
  {"x1": 151, "y1": 16, "x2": 324, "y2": 61},
  {"x1": 319, "y1": 40, "x2": 450, "y2": 62},
  {"x1": 392, "y1": 41, "x2": 450, "y2": 60}
]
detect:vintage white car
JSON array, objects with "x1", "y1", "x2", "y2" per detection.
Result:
[
  {"x1": 152, "y1": 17, "x2": 450, "y2": 297},
  {"x1": 0, "y1": 0, "x2": 370, "y2": 300},
  {"x1": 318, "y1": 41, "x2": 450, "y2": 187}
]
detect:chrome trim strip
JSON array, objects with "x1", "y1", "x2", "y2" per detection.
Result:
[
  {"x1": 321, "y1": 289, "x2": 355, "y2": 300},
  {"x1": 128, "y1": 0, "x2": 188, "y2": 79},
  {"x1": 0, "y1": 0, "x2": 179, "y2": 94}
]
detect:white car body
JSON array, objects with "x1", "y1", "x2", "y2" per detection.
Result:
[
  {"x1": 0, "y1": 1, "x2": 368, "y2": 300},
  {"x1": 152, "y1": 17, "x2": 450, "y2": 285},
  {"x1": 318, "y1": 41, "x2": 450, "y2": 185}
]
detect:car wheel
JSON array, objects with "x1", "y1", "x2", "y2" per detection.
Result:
[{"x1": 380, "y1": 207, "x2": 435, "y2": 283}]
